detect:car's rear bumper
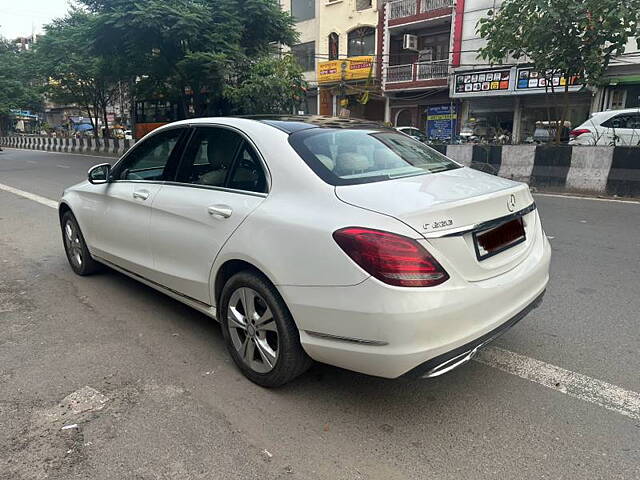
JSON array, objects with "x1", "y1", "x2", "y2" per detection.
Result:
[
  {"x1": 402, "y1": 289, "x2": 545, "y2": 378},
  {"x1": 279, "y1": 233, "x2": 551, "y2": 379}
]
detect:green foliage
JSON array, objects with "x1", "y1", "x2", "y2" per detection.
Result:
[
  {"x1": 477, "y1": 0, "x2": 640, "y2": 85},
  {"x1": 36, "y1": 9, "x2": 125, "y2": 136},
  {"x1": 224, "y1": 55, "x2": 308, "y2": 114},
  {"x1": 1, "y1": 0, "x2": 302, "y2": 133},
  {"x1": 79, "y1": 0, "x2": 300, "y2": 115},
  {"x1": 0, "y1": 40, "x2": 42, "y2": 118}
]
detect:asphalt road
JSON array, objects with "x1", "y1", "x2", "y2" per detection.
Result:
[{"x1": 1, "y1": 148, "x2": 639, "y2": 480}]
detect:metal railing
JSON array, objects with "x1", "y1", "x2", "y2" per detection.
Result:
[
  {"x1": 386, "y1": 60, "x2": 448, "y2": 84},
  {"x1": 389, "y1": 0, "x2": 453, "y2": 20},
  {"x1": 416, "y1": 60, "x2": 448, "y2": 80},
  {"x1": 386, "y1": 64, "x2": 414, "y2": 83},
  {"x1": 420, "y1": 0, "x2": 454, "y2": 13},
  {"x1": 389, "y1": 0, "x2": 417, "y2": 20}
]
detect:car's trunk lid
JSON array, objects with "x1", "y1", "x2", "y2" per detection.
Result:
[{"x1": 335, "y1": 167, "x2": 539, "y2": 282}]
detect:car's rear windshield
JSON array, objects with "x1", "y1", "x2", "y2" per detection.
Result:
[{"x1": 289, "y1": 128, "x2": 461, "y2": 186}]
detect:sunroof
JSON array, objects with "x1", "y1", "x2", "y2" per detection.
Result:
[{"x1": 240, "y1": 115, "x2": 387, "y2": 134}]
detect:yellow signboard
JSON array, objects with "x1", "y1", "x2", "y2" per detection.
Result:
[{"x1": 318, "y1": 56, "x2": 374, "y2": 84}]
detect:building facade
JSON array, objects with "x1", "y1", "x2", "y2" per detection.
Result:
[
  {"x1": 380, "y1": 0, "x2": 457, "y2": 139},
  {"x1": 378, "y1": 0, "x2": 602, "y2": 143},
  {"x1": 450, "y1": 0, "x2": 593, "y2": 143},
  {"x1": 593, "y1": 38, "x2": 640, "y2": 114},
  {"x1": 285, "y1": 0, "x2": 383, "y2": 120}
]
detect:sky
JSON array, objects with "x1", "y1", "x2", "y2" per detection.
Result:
[{"x1": 0, "y1": 0, "x2": 71, "y2": 40}]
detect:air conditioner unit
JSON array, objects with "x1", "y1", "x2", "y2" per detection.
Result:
[{"x1": 403, "y1": 34, "x2": 418, "y2": 51}]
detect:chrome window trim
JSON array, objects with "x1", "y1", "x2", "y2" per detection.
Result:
[
  {"x1": 162, "y1": 181, "x2": 268, "y2": 199},
  {"x1": 107, "y1": 180, "x2": 268, "y2": 199},
  {"x1": 422, "y1": 203, "x2": 537, "y2": 239}
]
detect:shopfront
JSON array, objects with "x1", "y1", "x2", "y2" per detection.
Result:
[
  {"x1": 8, "y1": 109, "x2": 41, "y2": 135},
  {"x1": 452, "y1": 67, "x2": 592, "y2": 143},
  {"x1": 317, "y1": 56, "x2": 384, "y2": 121}
]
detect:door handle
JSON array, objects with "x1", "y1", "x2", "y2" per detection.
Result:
[
  {"x1": 133, "y1": 190, "x2": 150, "y2": 201},
  {"x1": 208, "y1": 205, "x2": 233, "y2": 219}
]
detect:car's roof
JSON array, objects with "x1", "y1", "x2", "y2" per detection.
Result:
[
  {"x1": 172, "y1": 115, "x2": 389, "y2": 135},
  {"x1": 242, "y1": 115, "x2": 389, "y2": 134},
  {"x1": 593, "y1": 108, "x2": 640, "y2": 118}
]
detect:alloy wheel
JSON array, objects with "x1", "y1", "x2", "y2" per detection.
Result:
[
  {"x1": 227, "y1": 287, "x2": 279, "y2": 374},
  {"x1": 64, "y1": 220, "x2": 84, "y2": 268}
]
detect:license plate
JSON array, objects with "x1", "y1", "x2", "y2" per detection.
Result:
[{"x1": 473, "y1": 217, "x2": 526, "y2": 261}]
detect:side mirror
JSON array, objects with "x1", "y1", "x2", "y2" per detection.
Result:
[{"x1": 88, "y1": 163, "x2": 111, "y2": 185}]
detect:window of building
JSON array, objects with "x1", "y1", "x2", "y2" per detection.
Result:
[
  {"x1": 418, "y1": 33, "x2": 449, "y2": 62},
  {"x1": 347, "y1": 27, "x2": 375, "y2": 57},
  {"x1": 328, "y1": 33, "x2": 339, "y2": 61},
  {"x1": 291, "y1": 41, "x2": 316, "y2": 72},
  {"x1": 291, "y1": 0, "x2": 314, "y2": 22},
  {"x1": 356, "y1": 0, "x2": 373, "y2": 10},
  {"x1": 608, "y1": 89, "x2": 627, "y2": 110}
]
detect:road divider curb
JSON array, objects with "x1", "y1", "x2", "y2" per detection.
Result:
[
  {"x1": 2, "y1": 137, "x2": 639, "y2": 197},
  {"x1": 1, "y1": 135, "x2": 135, "y2": 159}
]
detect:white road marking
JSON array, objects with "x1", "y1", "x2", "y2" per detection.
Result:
[
  {"x1": 0, "y1": 183, "x2": 58, "y2": 209},
  {"x1": 56, "y1": 164, "x2": 71, "y2": 169},
  {"x1": 535, "y1": 192, "x2": 640, "y2": 205},
  {"x1": 2, "y1": 182, "x2": 640, "y2": 422},
  {"x1": 26, "y1": 160, "x2": 38, "y2": 164},
  {"x1": 475, "y1": 346, "x2": 640, "y2": 421}
]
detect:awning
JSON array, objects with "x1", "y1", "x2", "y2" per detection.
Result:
[{"x1": 606, "y1": 75, "x2": 640, "y2": 86}]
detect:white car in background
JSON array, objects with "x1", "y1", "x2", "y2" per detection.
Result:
[
  {"x1": 570, "y1": 108, "x2": 640, "y2": 146},
  {"x1": 395, "y1": 126, "x2": 428, "y2": 143},
  {"x1": 59, "y1": 116, "x2": 551, "y2": 387}
]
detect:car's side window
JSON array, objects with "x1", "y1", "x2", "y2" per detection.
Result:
[
  {"x1": 628, "y1": 114, "x2": 640, "y2": 130},
  {"x1": 603, "y1": 115, "x2": 631, "y2": 130},
  {"x1": 177, "y1": 127, "x2": 244, "y2": 187},
  {"x1": 116, "y1": 128, "x2": 183, "y2": 181},
  {"x1": 227, "y1": 143, "x2": 268, "y2": 194}
]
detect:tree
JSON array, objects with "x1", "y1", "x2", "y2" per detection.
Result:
[
  {"x1": 224, "y1": 55, "x2": 307, "y2": 115},
  {"x1": 36, "y1": 10, "x2": 124, "y2": 137},
  {"x1": 0, "y1": 40, "x2": 42, "y2": 135},
  {"x1": 477, "y1": 0, "x2": 640, "y2": 142},
  {"x1": 81, "y1": 0, "x2": 299, "y2": 116}
]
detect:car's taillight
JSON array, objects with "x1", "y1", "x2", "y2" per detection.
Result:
[
  {"x1": 570, "y1": 128, "x2": 591, "y2": 138},
  {"x1": 333, "y1": 227, "x2": 449, "y2": 287}
]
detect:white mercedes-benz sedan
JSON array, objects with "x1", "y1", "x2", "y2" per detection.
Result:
[{"x1": 59, "y1": 116, "x2": 551, "y2": 387}]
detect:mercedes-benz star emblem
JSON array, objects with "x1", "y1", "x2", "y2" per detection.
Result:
[{"x1": 507, "y1": 194, "x2": 517, "y2": 212}]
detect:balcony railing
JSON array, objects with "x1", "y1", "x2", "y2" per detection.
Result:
[
  {"x1": 389, "y1": 0, "x2": 416, "y2": 20},
  {"x1": 416, "y1": 60, "x2": 448, "y2": 80},
  {"x1": 388, "y1": 0, "x2": 454, "y2": 20},
  {"x1": 386, "y1": 60, "x2": 448, "y2": 84},
  {"x1": 420, "y1": 0, "x2": 454, "y2": 14},
  {"x1": 387, "y1": 64, "x2": 414, "y2": 83}
]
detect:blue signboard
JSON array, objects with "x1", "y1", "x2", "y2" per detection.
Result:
[{"x1": 426, "y1": 105, "x2": 457, "y2": 141}]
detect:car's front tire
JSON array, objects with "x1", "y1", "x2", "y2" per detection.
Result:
[
  {"x1": 61, "y1": 211, "x2": 101, "y2": 276},
  {"x1": 220, "y1": 271, "x2": 312, "y2": 387}
]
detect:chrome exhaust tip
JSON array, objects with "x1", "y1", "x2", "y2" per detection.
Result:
[{"x1": 422, "y1": 346, "x2": 480, "y2": 378}]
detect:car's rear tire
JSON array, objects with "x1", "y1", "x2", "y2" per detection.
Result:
[
  {"x1": 220, "y1": 271, "x2": 312, "y2": 387},
  {"x1": 61, "y1": 211, "x2": 101, "y2": 276}
]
